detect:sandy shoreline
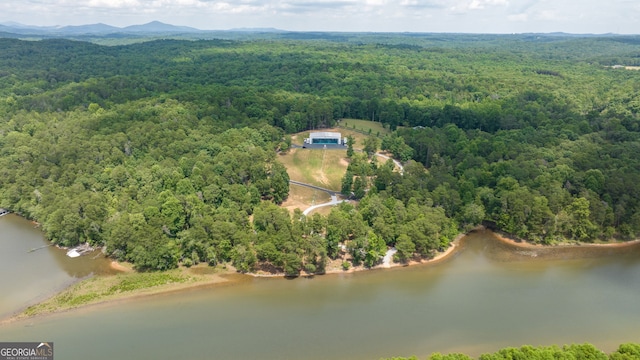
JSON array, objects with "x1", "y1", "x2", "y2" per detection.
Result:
[
  {"x1": 249, "y1": 234, "x2": 462, "y2": 278},
  {"x1": 110, "y1": 260, "x2": 133, "y2": 272},
  {"x1": 5, "y1": 228, "x2": 639, "y2": 323},
  {"x1": 1, "y1": 264, "x2": 234, "y2": 325},
  {"x1": 2, "y1": 239, "x2": 463, "y2": 323},
  {"x1": 1, "y1": 276, "x2": 232, "y2": 326},
  {"x1": 490, "y1": 229, "x2": 640, "y2": 250}
]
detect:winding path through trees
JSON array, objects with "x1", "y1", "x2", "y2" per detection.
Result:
[
  {"x1": 289, "y1": 179, "x2": 398, "y2": 264},
  {"x1": 287, "y1": 152, "x2": 404, "y2": 263},
  {"x1": 288, "y1": 151, "x2": 404, "y2": 216},
  {"x1": 375, "y1": 153, "x2": 404, "y2": 174},
  {"x1": 288, "y1": 180, "x2": 348, "y2": 215}
]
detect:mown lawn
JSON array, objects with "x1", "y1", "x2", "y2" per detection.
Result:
[
  {"x1": 338, "y1": 119, "x2": 390, "y2": 137},
  {"x1": 278, "y1": 148, "x2": 348, "y2": 191}
]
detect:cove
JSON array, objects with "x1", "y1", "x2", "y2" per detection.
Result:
[
  {"x1": 1, "y1": 220, "x2": 640, "y2": 359},
  {"x1": 0, "y1": 215, "x2": 116, "y2": 319}
]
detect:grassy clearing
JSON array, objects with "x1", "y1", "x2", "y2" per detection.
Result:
[
  {"x1": 290, "y1": 133, "x2": 306, "y2": 147},
  {"x1": 280, "y1": 126, "x2": 381, "y2": 213},
  {"x1": 281, "y1": 184, "x2": 332, "y2": 214},
  {"x1": 289, "y1": 126, "x2": 383, "y2": 151},
  {"x1": 278, "y1": 148, "x2": 348, "y2": 191},
  {"x1": 320, "y1": 127, "x2": 373, "y2": 151},
  {"x1": 338, "y1": 119, "x2": 390, "y2": 137},
  {"x1": 20, "y1": 265, "x2": 229, "y2": 318}
]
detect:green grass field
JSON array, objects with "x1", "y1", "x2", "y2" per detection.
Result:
[
  {"x1": 338, "y1": 119, "x2": 391, "y2": 137},
  {"x1": 289, "y1": 127, "x2": 378, "y2": 153},
  {"x1": 278, "y1": 148, "x2": 348, "y2": 191},
  {"x1": 20, "y1": 266, "x2": 229, "y2": 318},
  {"x1": 280, "y1": 124, "x2": 386, "y2": 212}
]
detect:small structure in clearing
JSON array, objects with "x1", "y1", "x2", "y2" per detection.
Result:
[{"x1": 303, "y1": 132, "x2": 347, "y2": 148}]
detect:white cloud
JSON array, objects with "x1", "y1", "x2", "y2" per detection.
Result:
[
  {"x1": 86, "y1": 0, "x2": 141, "y2": 8},
  {"x1": 507, "y1": 13, "x2": 528, "y2": 22},
  {"x1": 0, "y1": 0, "x2": 638, "y2": 33},
  {"x1": 536, "y1": 9, "x2": 565, "y2": 21},
  {"x1": 469, "y1": 0, "x2": 508, "y2": 10}
]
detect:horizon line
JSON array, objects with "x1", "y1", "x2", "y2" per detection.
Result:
[{"x1": 1, "y1": 20, "x2": 638, "y2": 36}]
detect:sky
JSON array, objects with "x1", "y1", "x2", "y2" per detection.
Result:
[{"x1": 1, "y1": 0, "x2": 639, "y2": 34}]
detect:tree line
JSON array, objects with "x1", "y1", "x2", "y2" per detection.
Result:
[
  {"x1": 1, "y1": 34, "x2": 639, "y2": 272},
  {"x1": 383, "y1": 342, "x2": 640, "y2": 360}
]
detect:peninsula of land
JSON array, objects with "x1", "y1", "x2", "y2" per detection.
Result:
[{"x1": 9, "y1": 227, "x2": 640, "y2": 322}]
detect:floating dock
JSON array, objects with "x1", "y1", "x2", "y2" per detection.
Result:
[{"x1": 66, "y1": 243, "x2": 94, "y2": 258}]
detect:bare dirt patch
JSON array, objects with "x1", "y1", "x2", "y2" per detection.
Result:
[{"x1": 110, "y1": 261, "x2": 133, "y2": 272}]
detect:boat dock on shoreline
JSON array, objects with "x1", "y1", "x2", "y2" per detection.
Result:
[{"x1": 66, "y1": 243, "x2": 95, "y2": 258}]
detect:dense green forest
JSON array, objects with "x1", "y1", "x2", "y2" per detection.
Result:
[
  {"x1": 1, "y1": 34, "x2": 640, "y2": 273},
  {"x1": 384, "y1": 342, "x2": 640, "y2": 360}
]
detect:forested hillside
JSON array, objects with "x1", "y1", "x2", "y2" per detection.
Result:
[{"x1": 1, "y1": 34, "x2": 639, "y2": 273}]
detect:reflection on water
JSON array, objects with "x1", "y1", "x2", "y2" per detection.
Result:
[
  {"x1": 1, "y1": 226, "x2": 640, "y2": 360},
  {"x1": 0, "y1": 215, "x2": 115, "y2": 318}
]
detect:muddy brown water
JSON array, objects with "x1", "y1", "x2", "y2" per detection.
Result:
[
  {"x1": 0, "y1": 215, "x2": 116, "y2": 319},
  {"x1": 1, "y1": 217, "x2": 639, "y2": 359}
]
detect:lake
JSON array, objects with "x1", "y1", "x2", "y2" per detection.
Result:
[
  {"x1": 1, "y1": 215, "x2": 639, "y2": 359},
  {"x1": 0, "y1": 214, "x2": 116, "y2": 319}
]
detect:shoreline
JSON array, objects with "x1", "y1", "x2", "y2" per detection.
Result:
[
  {"x1": 490, "y1": 228, "x2": 640, "y2": 250},
  {"x1": 248, "y1": 233, "x2": 463, "y2": 278},
  {"x1": 2, "y1": 238, "x2": 463, "y2": 323},
  {"x1": 1, "y1": 263, "x2": 236, "y2": 325},
  {"x1": 5, "y1": 228, "x2": 640, "y2": 324}
]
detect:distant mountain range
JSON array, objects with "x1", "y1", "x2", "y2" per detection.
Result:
[
  {"x1": 0, "y1": 21, "x2": 285, "y2": 36},
  {"x1": 0, "y1": 21, "x2": 627, "y2": 40}
]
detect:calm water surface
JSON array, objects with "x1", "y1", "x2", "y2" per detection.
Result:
[
  {"x1": 0, "y1": 214, "x2": 116, "y2": 319},
  {"x1": 1, "y1": 217, "x2": 639, "y2": 359}
]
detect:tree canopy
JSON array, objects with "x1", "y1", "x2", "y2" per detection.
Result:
[
  {"x1": 384, "y1": 342, "x2": 640, "y2": 360},
  {"x1": 1, "y1": 33, "x2": 640, "y2": 271}
]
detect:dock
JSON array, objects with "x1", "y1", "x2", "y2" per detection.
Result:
[
  {"x1": 66, "y1": 243, "x2": 95, "y2": 258},
  {"x1": 28, "y1": 244, "x2": 54, "y2": 253}
]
